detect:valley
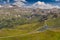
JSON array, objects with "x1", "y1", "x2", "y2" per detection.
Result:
[{"x1": 0, "y1": 7, "x2": 60, "y2": 40}]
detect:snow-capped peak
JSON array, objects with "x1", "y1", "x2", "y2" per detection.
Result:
[
  {"x1": 31, "y1": 1, "x2": 60, "y2": 9},
  {"x1": 0, "y1": 4, "x2": 13, "y2": 8},
  {"x1": 34, "y1": 1, "x2": 46, "y2": 5},
  {"x1": 8, "y1": 5, "x2": 13, "y2": 8},
  {"x1": 0, "y1": 5, "x2": 3, "y2": 8}
]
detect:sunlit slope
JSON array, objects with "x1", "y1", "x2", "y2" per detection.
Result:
[
  {"x1": 0, "y1": 22, "x2": 44, "y2": 37},
  {"x1": 16, "y1": 22, "x2": 44, "y2": 32},
  {"x1": 0, "y1": 30, "x2": 60, "y2": 40},
  {"x1": 0, "y1": 29, "x2": 27, "y2": 37}
]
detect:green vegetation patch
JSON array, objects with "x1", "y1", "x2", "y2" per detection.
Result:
[
  {"x1": 46, "y1": 17, "x2": 60, "y2": 28},
  {"x1": 0, "y1": 30, "x2": 60, "y2": 40}
]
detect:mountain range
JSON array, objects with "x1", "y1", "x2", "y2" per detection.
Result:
[{"x1": 0, "y1": 0, "x2": 60, "y2": 9}]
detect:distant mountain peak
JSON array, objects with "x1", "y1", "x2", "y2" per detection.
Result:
[{"x1": 31, "y1": 1, "x2": 60, "y2": 9}]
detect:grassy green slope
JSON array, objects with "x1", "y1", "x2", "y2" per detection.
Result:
[
  {"x1": 0, "y1": 22, "x2": 44, "y2": 37},
  {"x1": 46, "y1": 17, "x2": 60, "y2": 28},
  {"x1": 0, "y1": 30, "x2": 60, "y2": 40}
]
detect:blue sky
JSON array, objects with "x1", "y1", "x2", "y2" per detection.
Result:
[{"x1": 0, "y1": 0, "x2": 60, "y2": 6}]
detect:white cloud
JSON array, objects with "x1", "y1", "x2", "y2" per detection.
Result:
[
  {"x1": 13, "y1": 0, "x2": 60, "y2": 9},
  {"x1": 55, "y1": 0, "x2": 60, "y2": 1},
  {"x1": 13, "y1": 0, "x2": 26, "y2": 7}
]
